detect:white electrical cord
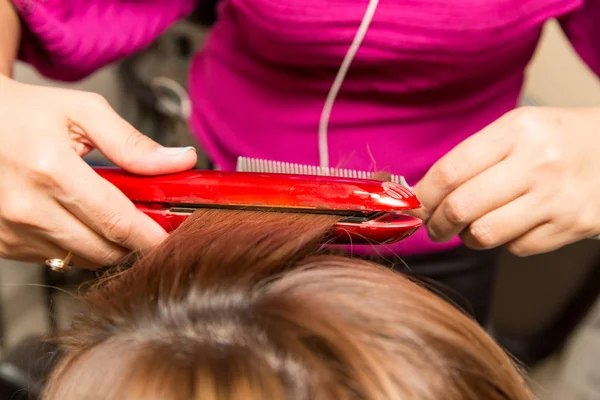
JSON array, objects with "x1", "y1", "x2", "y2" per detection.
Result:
[{"x1": 318, "y1": 0, "x2": 380, "y2": 169}]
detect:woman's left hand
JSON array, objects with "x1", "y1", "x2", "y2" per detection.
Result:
[{"x1": 412, "y1": 106, "x2": 600, "y2": 257}]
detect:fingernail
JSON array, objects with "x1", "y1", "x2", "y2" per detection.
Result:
[{"x1": 158, "y1": 146, "x2": 196, "y2": 155}]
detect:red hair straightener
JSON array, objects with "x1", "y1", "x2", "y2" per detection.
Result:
[{"x1": 94, "y1": 167, "x2": 423, "y2": 245}]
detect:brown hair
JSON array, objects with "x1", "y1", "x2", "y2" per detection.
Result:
[{"x1": 43, "y1": 209, "x2": 533, "y2": 399}]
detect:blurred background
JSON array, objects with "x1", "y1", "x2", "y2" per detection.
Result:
[{"x1": 0, "y1": 9, "x2": 599, "y2": 399}]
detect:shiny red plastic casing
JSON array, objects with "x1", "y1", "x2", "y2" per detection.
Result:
[{"x1": 94, "y1": 168, "x2": 423, "y2": 244}]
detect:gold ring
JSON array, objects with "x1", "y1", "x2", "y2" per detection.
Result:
[{"x1": 45, "y1": 251, "x2": 73, "y2": 272}]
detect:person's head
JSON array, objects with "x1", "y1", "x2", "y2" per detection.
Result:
[{"x1": 43, "y1": 209, "x2": 533, "y2": 399}]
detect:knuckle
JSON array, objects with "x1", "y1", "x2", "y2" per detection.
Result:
[
  {"x1": 509, "y1": 106, "x2": 542, "y2": 128},
  {"x1": 85, "y1": 92, "x2": 110, "y2": 108},
  {"x1": 1, "y1": 196, "x2": 35, "y2": 226},
  {"x1": 102, "y1": 213, "x2": 134, "y2": 245},
  {"x1": 123, "y1": 129, "x2": 146, "y2": 151},
  {"x1": 541, "y1": 187, "x2": 576, "y2": 222},
  {"x1": 506, "y1": 241, "x2": 531, "y2": 257},
  {"x1": 11, "y1": 243, "x2": 34, "y2": 257},
  {"x1": 547, "y1": 191, "x2": 583, "y2": 230},
  {"x1": 97, "y1": 249, "x2": 126, "y2": 267},
  {"x1": 426, "y1": 224, "x2": 441, "y2": 241},
  {"x1": 0, "y1": 231, "x2": 22, "y2": 251},
  {"x1": 434, "y1": 160, "x2": 461, "y2": 190},
  {"x1": 557, "y1": 182, "x2": 579, "y2": 202},
  {"x1": 511, "y1": 109, "x2": 549, "y2": 141},
  {"x1": 520, "y1": 128, "x2": 549, "y2": 150},
  {"x1": 511, "y1": 108, "x2": 568, "y2": 171},
  {"x1": 28, "y1": 154, "x2": 61, "y2": 188},
  {"x1": 467, "y1": 221, "x2": 496, "y2": 248},
  {"x1": 536, "y1": 143, "x2": 566, "y2": 172},
  {"x1": 442, "y1": 196, "x2": 469, "y2": 225},
  {"x1": 573, "y1": 209, "x2": 597, "y2": 237},
  {"x1": 119, "y1": 129, "x2": 149, "y2": 168}
]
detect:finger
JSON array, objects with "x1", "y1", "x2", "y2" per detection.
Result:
[
  {"x1": 505, "y1": 222, "x2": 580, "y2": 257},
  {"x1": 53, "y1": 154, "x2": 169, "y2": 251},
  {"x1": 460, "y1": 194, "x2": 548, "y2": 250},
  {"x1": 426, "y1": 159, "x2": 528, "y2": 242},
  {"x1": 412, "y1": 117, "x2": 515, "y2": 223},
  {"x1": 68, "y1": 93, "x2": 196, "y2": 175},
  {"x1": 38, "y1": 199, "x2": 130, "y2": 267},
  {"x1": 8, "y1": 237, "x2": 96, "y2": 269}
]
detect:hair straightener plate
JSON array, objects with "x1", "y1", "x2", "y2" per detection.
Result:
[{"x1": 94, "y1": 168, "x2": 423, "y2": 244}]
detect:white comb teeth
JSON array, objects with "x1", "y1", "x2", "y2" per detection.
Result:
[{"x1": 236, "y1": 157, "x2": 411, "y2": 189}]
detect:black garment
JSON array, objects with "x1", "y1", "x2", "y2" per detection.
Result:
[{"x1": 358, "y1": 246, "x2": 501, "y2": 326}]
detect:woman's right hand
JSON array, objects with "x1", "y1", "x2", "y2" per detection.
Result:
[{"x1": 0, "y1": 74, "x2": 197, "y2": 268}]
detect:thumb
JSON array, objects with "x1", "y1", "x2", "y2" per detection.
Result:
[
  {"x1": 72, "y1": 94, "x2": 197, "y2": 175},
  {"x1": 109, "y1": 130, "x2": 197, "y2": 175}
]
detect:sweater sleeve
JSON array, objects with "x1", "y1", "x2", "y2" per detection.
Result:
[
  {"x1": 558, "y1": 0, "x2": 600, "y2": 77},
  {"x1": 10, "y1": 0, "x2": 197, "y2": 82}
]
